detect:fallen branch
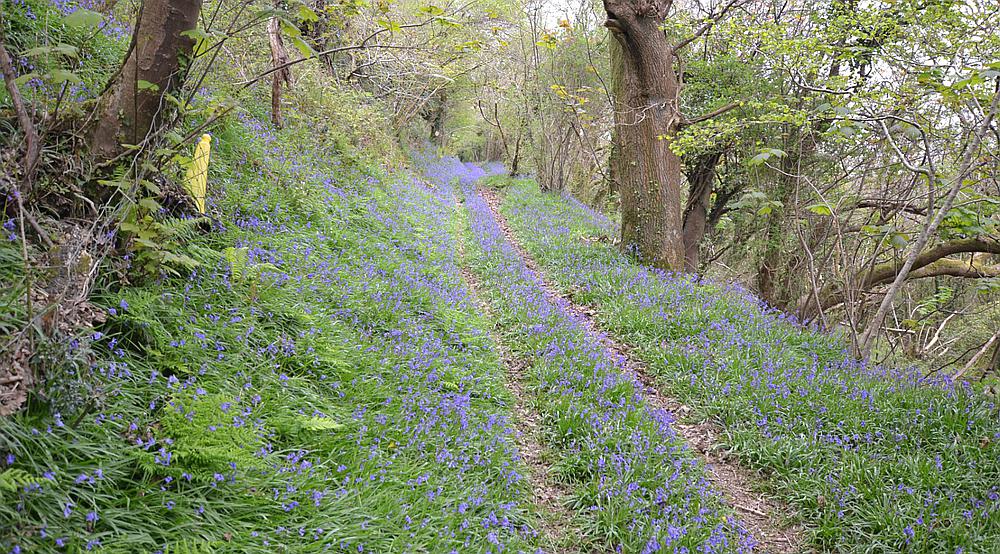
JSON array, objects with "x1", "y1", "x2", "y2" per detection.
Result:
[
  {"x1": 803, "y1": 237, "x2": 1000, "y2": 314},
  {"x1": 952, "y1": 331, "x2": 1000, "y2": 382}
]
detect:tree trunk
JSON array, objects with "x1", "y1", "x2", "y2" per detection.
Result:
[
  {"x1": 268, "y1": 14, "x2": 292, "y2": 129},
  {"x1": 428, "y1": 103, "x2": 446, "y2": 146},
  {"x1": 756, "y1": 148, "x2": 793, "y2": 306},
  {"x1": 89, "y1": 0, "x2": 203, "y2": 160},
  {"x1": 604, "y1": 0, "x2": 684, "y2": 271},
  {"x1": 682, "y1": 150, "x2": 722, "y2": 272},
  {"x1": 757, "y1": 122, "x2": 813, "y2": 309}
]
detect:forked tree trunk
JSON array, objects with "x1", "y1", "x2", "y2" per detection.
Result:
[
  {"x1": 604, "y1": 0, "x2": 684, "y2": 271},
  {"x1": 681, "y1": 150, "x2": 722, "y2": 271},
  {"x1": 89, "y1": 0, "x2": 203, "y2": 160}
]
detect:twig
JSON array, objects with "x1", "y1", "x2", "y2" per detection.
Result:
[
  {"x1": 0, "y1": 23, "x2": 55, "y2": 250},
  {"x1": 673, "y1": 0, "x2": 748, "y2": 52},
  {"x1": 735, "y1": 503, "x2": 768, "y2": 517},
  {"x1": 681, "y1": 98, "x2": 745, "y2": 127}
]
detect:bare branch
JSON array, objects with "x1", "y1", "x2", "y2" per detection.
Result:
[
  {"x1": 680, "y1": 99, "x2": 745, "y2": 127},
  {"x1": 673, "y1": 0, "x2": 747, "y2": 52}
]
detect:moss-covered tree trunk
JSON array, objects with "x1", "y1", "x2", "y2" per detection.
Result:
[
  {"x1": 89, "y1": 0, "x2": 203, "y2": 160},
  {"x1": 604, "y1": 0, "x2": 684, "y2": 271}
]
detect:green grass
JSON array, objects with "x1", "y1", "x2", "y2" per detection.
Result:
[
  {"x1": 495, "y1": 178, "x2": 1000, "y2": 554},
  {"x1": 1, "y1": 114, "x2": 539, "y2": 553},
  {"x1": 454, "y1": 177, "x2": 752, "y2": 553}
]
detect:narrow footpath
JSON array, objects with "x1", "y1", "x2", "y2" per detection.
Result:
[
  {"x1": 478, "y1": 186, "x2": 808, "y2": 554},
  {"x1": 453, "y1": 196, "x2": 581, "y2": 554}
]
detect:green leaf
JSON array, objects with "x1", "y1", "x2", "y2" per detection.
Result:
[
  {"x1": 119, "y1": 221, "x2": 144, "y2": 234},
  {"x1": 806, "y1": 203, "x2": 833, "y2": 216},
  {"x1": 46, "y1": 69, "x2": 82, "y2": 84},
  {"x1": 377, "y1": 18, "x2": 402, "y2": 33},
  {"x1": 62, "y1": 9, "x2": 104, "y2": 29},
  {"x1": 280, "y1": 20, "x2": 303, "y2": 37},
  {"x1": 288, "y1": 35, "x2": 316, "y2": 58},
  {"x1": 14, "y1": 72, "x2": 40, "y2": 86},
  {"x1": 419, "y1": 4, "x2": 445, "y2": 16},
  {"x1": 136, "y1": 80, "x2": 160, "y2": 92},
  {"x1": 181, "y1": 28, "x2": 213, "y2": 57},
  {"x1": 24, "y1": 43, "x2": 79, "y2": 58},
  {"x1": 747, "y1": 148, "x2": 786, "y2": 167},
  {"x1": 180, "y1": 28, "x2": 210, "y2": 42},
  {"x1": 297, "y1": 4, "x2": 319, "y2": 22},
  {"x1": 139, "y1": 197, "x2": 162, "y2": 212}
]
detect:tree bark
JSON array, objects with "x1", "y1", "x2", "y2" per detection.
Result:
[
  {"x1": 427, "y1": 92, "x2": 447, "y2": 147},
  {"x1": 268, "y1": 14, "x2": 292, "y2": 129},
  {"x1": 89, "y1": 0, "x2": 203, "y2": 160},
  {"x1": 604, "y1": 0, "x2": 684, "y2": 271},
  {"x1": 757, "y1": 126, "x2": 805, "y2": 308},
  {"x1": 681, "y1": 150, "x2": 722, "y2": 271}
]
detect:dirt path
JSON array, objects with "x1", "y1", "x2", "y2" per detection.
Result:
[
  {"x1": 452, "y1": 197, "x2": 581, "y2": 554},
  {"x1": 478, "y1": 187, "x2": 808, "y2": 554}
]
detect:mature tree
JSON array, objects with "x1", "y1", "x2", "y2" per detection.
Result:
[
  {"x1": 603, "y1": 0, "x2": 684, "y2": 269},
  {"x1": 89, "y1": 0, "x2": 203, "y2": 160},
  {"x1": 602, "y1": 0, "x2": 742, "y2": 270}
]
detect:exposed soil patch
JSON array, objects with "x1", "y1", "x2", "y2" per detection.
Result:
[
  {"x1": 453, "y1": 196, "x2": 581, "y2": 554},
  {"x1": 478, "y1": 186, "x2": 808, "y2": 554}
]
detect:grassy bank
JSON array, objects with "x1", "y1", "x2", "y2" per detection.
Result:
[
  {"x1": 494, "y1": 177, "x2": 1000, "y2": 553},
  {"x1": 1, "y1": 115, "x2": 539, "y2": 553}
]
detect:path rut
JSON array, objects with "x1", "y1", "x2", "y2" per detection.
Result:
[
  {"x1": 478, "y1": 186, "x2": 808, "y2": 554},
  {"x1": 453, "y1": 196, "x2": 581, "y2": 554}
]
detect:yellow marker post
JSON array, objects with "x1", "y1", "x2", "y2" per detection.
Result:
[{"x1": 183, "y1": 134, "x2": 212, "y2": 214}]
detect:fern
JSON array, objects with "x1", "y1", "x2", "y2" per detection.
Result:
[
  {"x1": 299, "y1": 416, "x2": 345, "y2": 432},
  {"x1": 158, "y1": 216, "x2": 208, "y2": 241},
  {"x1": 223, "y1": 246, "x2": 249, "y2": 281},
  {"x1": 0, "y1": 468, "x2": 42, "y2": 496},
  {"x1": 272, "y1": 413, "x2": 346, "y2": 437}
]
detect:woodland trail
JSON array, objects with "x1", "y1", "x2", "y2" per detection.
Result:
[
  {"x1": 477, "y1": 186, "x2": 808, "y2": 554},
  {"x1": 453, "y1": 195, "x2": 582, "y2": 554}
]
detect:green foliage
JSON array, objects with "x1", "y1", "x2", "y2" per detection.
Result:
[
  {"x1": 0, "y1": 102, "x2": 535, "y2": 552},
  {"x1": 0, "y1": 0, "x2": 127, "y2": 110},
  {"x1": 0, "y1": 468, "x2": 42, "y2": 497}
]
